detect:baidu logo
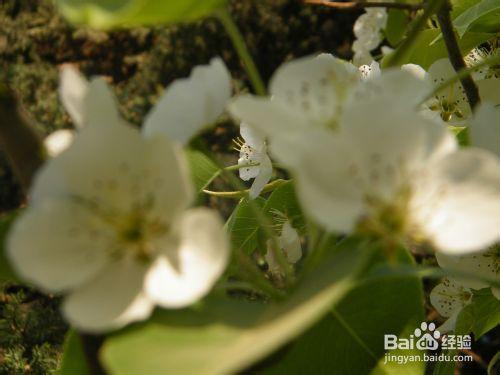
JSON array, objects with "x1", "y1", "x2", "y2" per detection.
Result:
[{"x1": 414, "y1": 322, "x2": 440, "y2": 350}]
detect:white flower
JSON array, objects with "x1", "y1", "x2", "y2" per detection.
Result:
[
  {"x1": 352, "y1": 7, "x2": 388, "y2": 66},
  {"x1": 358, "y1": 61, "x2": 381, "y2": 80},
  {"x1": 8, "y1": 75, "x2": 229, "y2": 333},
  {"x1": 48, "y1": 58, "x2": 231, "y2": 157},
  {"x1": 265, "y1": 215, "x2": 302, "y2": 275},
  {"x1": 142, "y1": 57, "x2": 231, "y2": 145},
  {"x1": 436, "y1": 247, "x2": 500, "y2": 300},
  {"x1": 416, "y1": 58, "x2": 500, "y2": 126},
  {"x1": 465, "y1": 42, "x2": 500, "y2": 80},
  {"x1": 470, "y1": 102, "x2": 500, "y2": 156},
  {"x1": 234, "y1": 123, "x2": 273, "y2": 199},
  {"x1": 430, "y1": 278, "x2": 473, "y2": 332},
  {"x1": 231, "y1": 59, "x2": 500, "y2": 254}
]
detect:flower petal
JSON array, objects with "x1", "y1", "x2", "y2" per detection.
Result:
[
  {"x1": 430, "y1": 278, "x2": 472, "y2": 318},
  {"x1": 424, "y1": 148, "x2": 500, "y2": 254},
  {"x1": 84, "y1": 78, "x2": 123, "y2": 128},
  {"x1": 143, "y1": 57, "x2": 231, "y2": 144},
  {"x1": 249, "y1": 153, "x2": 272, "y2": 199},
  {"x1": 436, "y1": 249, "x2": 498, "y2": 290},
  {"x1": 7, "y1": 199, "x2": 111, "y2": 292},
  {"x1": 44, "y1": 129, "x2": 75, "y2": 157},
  {"x1": 240, "y1": 123, "x2": 265, "y2": 150},
  {"x1": 59, "y1": 66, "x2": 88, "y2": 128},
  {"x1": 280, "y1": 221, "x2": 302, "y2": 263},
  {"x1": 144, "y1": 208, "x2": 228, "y2": 308},
  {"x1": 62, "y1": 259, "x2": 154, "y2": 333},
  {"x1": 470, "y1": 102, "x2": 500, "y2": 156}
]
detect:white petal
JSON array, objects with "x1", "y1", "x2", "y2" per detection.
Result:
[
  {"x1": 424, "y1": 148, "x2": 500, "y2": 254},
  {"x1": 358, "y1": 61, "x2": 381, "y2": 80},
  {"x1": 59, "y1": 66, "x2": 88, "y2": 129},
  {"x1": 7, "y1": 199, "x2": 111, "y2": 293},
  {"x1": 470, "y1": 102, "x2": 500, "y2": 156},
  {"x1": 269, "y1": 54, "x2": 356, "y2": 126},
  {"x1": 240, "y1": 122, "x2": 265, "y2": 150},
  {"x1": 143, "y1": 57, "x2": 231, "y2": 144},
  {"x1": 238, "y1": 144, "x2": 261, "y2": 181},
  {"x1": 477, "y1": 78, "x2": 500, "y2": 106},
  {"x1": 401, "y1": 64, "x2": 429, "y2": 81},
  {"x1": 271, "y1": 128, "x2": 364, "y2": 232},
  {"x1": 249, "y1": 153, "x2": 272, "y2": 199},
  {"x1": 280, "y1": 221, "x2": 302, "y2": 264},
  {"x1": 436, "y1": 251, "x2": 496, "y2": 290},
  {"x1": 145, "y1": 208, "x2": 228, "y2": 308},
  {"x1": 492, "y1": 287, "x2": 500, "y2": 300},
  {"x1": 430, "y1": 278, "x2": 472, "y2": 318},
  {"x1": 229, "y1": 95, "x2": 308, "y2": 138},
  {"x1": 63, "y1": 259, "x2": 154, "y2": 333},
  {"x1": 84, "y1": 78, "x2": 123, "y2": 128},
  {"x1": 32, "y1": 122, "x2": 193, "y2": 221},
  {"x1": 44, "y1": 129, "x2": 75, "y2": 157}
]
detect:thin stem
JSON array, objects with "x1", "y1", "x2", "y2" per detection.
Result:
[
  {"x1": 203, "y1": 179, "x2": 288, "y2": 198},
  {"x1": 304, "y1": 0, "x2": 423, "y2": 11},
  {"x1": 385, "y1": 0, "x2": 447, "y2": 67},
  {"x1": 215, "y1": 7, "x2": 267, "y2": 96},
  {"x1": 436, "y1": 0, "x2": 480, "y2": 110}
]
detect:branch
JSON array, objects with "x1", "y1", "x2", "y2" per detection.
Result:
[
  {"x1": 436, "y1": 0, "x2": 480, "y2": 110},
  {"x1": 0, "y1": 84, "x2": 46, "y2": 193},
  {"x1": 304, "y1": 0, "x2": 423, "y2": 11}
]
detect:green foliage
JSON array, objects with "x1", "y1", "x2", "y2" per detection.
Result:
[
  {"x1": 0, "y1": 285, "x2": 67, "y2": 373},
  {"x1": 392, "y1": 28, "x2": 494, "y2": 69},
  {"x1": 101, "y1": 246, "x2": 370, "y2": 374},
  {"x1": 455, "y1": 289, "x2": 500, "y2": 338},
  {"x1": 453, "y1": 0, "x2": 500, "y2": 37},
  {"x1": 186, "y1": 149, "x2": 220, "y2": 193},
  {"x1": 56, "y1": 0, "x2": 227, "y2": 29},
  {"x1": 58, "y1": 330, "x2": 90, "y2": 375},
  {"x1": 225, "y1": 197, "x2": 266, "y2": 255},
  {"x1": 263, "y1": 247, "x2": 424, "y2": 375},
  {"x1": 385, "y1": 9, "x2": 409, "y2": 47}
]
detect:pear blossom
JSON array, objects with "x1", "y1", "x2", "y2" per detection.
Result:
[
  {"x1": 234, "y1": 123, "x2": 273, "y2": 199},
  {"x1": 265, "y1": 213, "x2": 302, "y2": 275},
  {"x1": 8, "y1": 74, "x2": 229, "y2": 333},
  {"x1": 465, "y1": 42, "x2": 500, "y2": 80},
  {"x1": 230, "y1": 62, "x2": 500, "y2": 253},
  {"x1": 436, "y1": 247, "x2": 500, "y2": 300},
  {"x1": 47, "y1": 58, "x2": 231, "y2": 158},
  {"x1": 352, "y1": 3, "x2": 389, "y2": 66},
  {"x1": 415, "y1": 58, "x2": 500, "y2": 126},
  {"x1": 430, "y1": 278, "x2": 473, "y2": 332},
  {"x1": 470, "y1": 102, "x2": 500, "y2": 156},
  {"x1": 142, "y1": 57, "x2": 231, "y2": 144}
]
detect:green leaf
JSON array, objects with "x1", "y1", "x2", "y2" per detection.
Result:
[
  {"x1": 225, "y1": 197, "x2": 266, "y2": 255},
  {"x1": 0, "y1": 211, "x2": 19, "y2": 282},
  {"x1": 262, "y1": 180, "x2": 305, "y2": 234},
  {"x1": 455, "y1": 288, "x2": 500, "y2": 338},
  {"x1": 393, "y1": 28, "x2": 494, "y2": 69},
  {"x1": 56, "y1": 0, "x2": 227, "y2": 29},
  {"x1": 385, "y1": 9, "x2": 410, "y2": 47},
  {"x1": 451, "y1": 0, "x2": 481, "y2": 19},
  {"x1": 453, "y1": 0, "x2": 500, "y2": 37},
  {"x1": 58, "y1": 330, "x2": 90, "y2": 375},
  {"x1": 101, "y1": 245, "x2": 371, "y2": 375},
  {"x1": 186, "y1": 149, "x2": 220, "y2": 193},
  {"x1": 262, "y1": 247, "x2": 425, "y2": 375}
]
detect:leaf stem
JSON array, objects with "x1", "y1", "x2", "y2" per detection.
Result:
[
  {"x1": 215, "y1": 7, "x2": 267, "y2": 96},
  {"x1": 203, "y1": 179, "x2": 288, "y2": 198},
  {"x1": 436, "y1": 0, "x2": 480, "y2": 110}
]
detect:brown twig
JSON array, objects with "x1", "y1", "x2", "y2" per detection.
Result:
[
  {"x1": 436, "y1": 0, "x2": 480, "y2": 110},
  {"x1": 304, "y1": 0, "x2": 423, "y2": 11},
  {"x1": 0, "y1": 84, "x2": 46, "y2": 193}
]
